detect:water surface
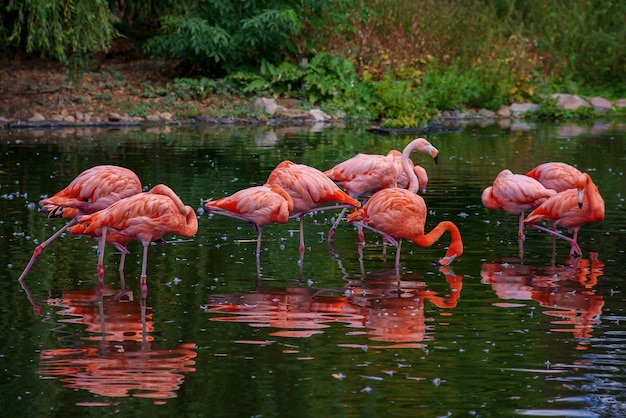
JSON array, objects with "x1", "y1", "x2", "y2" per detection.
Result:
[{"x1": 1, "y1": 119, "x2": 625, "y2": 417}]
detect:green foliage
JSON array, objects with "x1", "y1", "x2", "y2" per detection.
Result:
[
  {"x1": 1, "y1": 0, "x2": 624, "y2": 127},
  {"x1": 491, "y1": 0, "x2": 626, "y2": 87},
  {"x1": 365, "y1": 74, "x2": 429, "y2": 127},
  {"x1": 3, "y1": 0, "x2": 117, "y2": 66},
  {"x1": 302, "y1": 53, "x2": 359, "y2": 104},
  {"x1": 239, "y1": 60, "x2": 304, "y2": 97},
  {"x1": 167, "y1": 77, "x2": 232, "y2": 101},
  {"x1": 143, "y1": 1, "x2": 304, "y2": 75}
]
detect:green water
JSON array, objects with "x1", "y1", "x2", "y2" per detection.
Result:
[{"x1": 1, "y1": 120, "x2": 625, "y2": 417}]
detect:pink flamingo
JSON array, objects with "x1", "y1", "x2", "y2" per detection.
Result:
[
  {"x1": 525, "y1": 162, "x2": 584, "y2": 192},
  {"x1": 482, "y1": 169, "x2": 556, "y2": 240},
  {"x1": 347, "y1": 188, "x2": 463, "y2": 267},
  {"x1": 69, "y1": 184, "x2": 198, "y2": 298},
  {"x1": 265, "y1": 160, "x2": 360, "y2": 252},
  {"x1": 204, "y1": 184, "x2": 294, "y2": 258},
  {"x1": 324, "y1": 137, "x2": 439, "y2": 240},
  {"x1": 18, "y1": 165, "x2": 142, "y2": 282},
  {"x1": 524, "y1": 173, "x2": 604, "y2": 257}
]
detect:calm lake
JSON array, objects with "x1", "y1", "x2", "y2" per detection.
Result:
[{"x1": 1, "y1": 118, "x2": 625, "y2": 417}]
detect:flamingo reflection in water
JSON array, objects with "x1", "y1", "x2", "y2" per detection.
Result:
[
  {"x1": 481, "y1": 253, "x2": 604, "y2": 350},
  {"x1": 203, "y1": 266, "x2": 462, "y2": 348},
  {"x1": 37, "y1": 284, "x2": 197, "y2": 400}
]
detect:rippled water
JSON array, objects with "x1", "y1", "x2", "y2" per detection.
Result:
[{"x1": 1, "y1": 119, "x2": 625, "y2": 417}]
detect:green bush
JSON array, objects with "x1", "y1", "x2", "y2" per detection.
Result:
[
  {"x1": 143, "y1": 1, "x2": 303, "y2": 75},
  {"x1": 3, "y1": 0, "x2": 117, "y2": 66}
]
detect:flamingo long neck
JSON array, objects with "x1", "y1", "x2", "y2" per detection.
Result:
[
  {"x1": 409, "y1": 221, "x2": 463, "y2": 259},
  {"x1": 584, "y1": 177, "x2": 605, "y2": 222},
  {"x1": 182, "y1": 207, "x2": 199, "y2": 237},
  {"x1": 151, "y1": 184, "x2": 199, "y2": 236},
  {"x1": 401, "y1": 145, "x2": 420, "y2": 193}
]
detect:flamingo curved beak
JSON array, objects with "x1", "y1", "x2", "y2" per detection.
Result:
[
  {"x1": 434, "y1": 254, "x2": 456, "y2": 266},
  {"x1": 577, "y1": 189, "x2": 584, "y2": 209}
]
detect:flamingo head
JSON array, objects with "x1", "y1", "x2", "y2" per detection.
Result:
[{"x1": 575, "y1": 173, "x2": 590, "y2": 209}]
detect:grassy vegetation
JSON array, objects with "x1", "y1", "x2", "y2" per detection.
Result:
[
  {"x1": 154, "y1": 0, "x2": 625, "y2": 126},
  {"x1": 3, "y1": 0, "x2": 625, "y2": 126}
]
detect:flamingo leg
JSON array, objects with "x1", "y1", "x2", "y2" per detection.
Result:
[
  {"x1": 395, "y1": 239, "x2": 403, "y2": 268},
  {"x1": 526, "y1": 223, "x2": 582, "y2": 257},
  {"x1": 256, "y1": 256, "x2": 262, "y2": 281},
  {"x1": 570, "y1": 229, "x2": 581, "y2": 258},
  {"x1": 18, "y1": 218, "x2": 76, "y2": 281},
  {"x1": 97, "y1": 226, "x2": 108, "y2": 280},
  {"x1": 518, "y1": 212, "x2": 525, "y2": 240},
  {"x1": 298, "y1": 216, "x2": 305, "y2": 252},
  {"x1": 255, "y1": 227, "x2": 263, "y2": 259},
  {"x1": 358, "y1": 222, "x2": 399, "y2": 246},
  {"x1": 119, "y1": 252, "x2": 127, "y2": 286},
  {"x1": 328, "y1": 207, "x2": 348, "y2": 242},
  {"x1": 140, "y1": 241, "x2": 149, "y2": 299},
  {"x1": 550, "y1": 226, "x2": 557, "y2": 266}
]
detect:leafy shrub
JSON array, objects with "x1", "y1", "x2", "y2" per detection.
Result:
[
  {"x1": 302, "y1": 53, "x2": 360, "y2": 104},
  {"x1": 167, "y1": 77, "x2": 232, "y2": 101},
  {"x1": 143, "y1": 2, "x2": 303, "y2": 75},
  {"x1": 3, "y1": 0, "x2": 117, "y2": 67}
]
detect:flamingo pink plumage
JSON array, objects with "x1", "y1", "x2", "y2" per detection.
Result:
[
  {"x1": 525, "y1": 162, "x2": 584, "y2": 192},
  {"x1": 18, "y1": 165, "x2": 142, "y2": 282},
  {"x1": 265, "y1": 160, "x2": 361, "y2": 251},
  {"x1": 69, "y1": 184, "x2": 198, "y2": 298},
  {"x1": 324, "y1": 137, "x2": 439, "y2": 240},
  {"x1": 524, "y1": 173, "x2": 604, "y2": 257},
  {"x1": 204, "y1": 184, "x2": 294, "y2": 257},
  {"x1": 482, "y1": 169, "x2": 557, "y2": 239},
  {"x1": 347, "y1": 188, "x2": 463, "y2": 267}
]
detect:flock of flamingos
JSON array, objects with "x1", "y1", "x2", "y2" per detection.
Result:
[{"x1": 17, "y1": 137, "x2": 605, "y2": 299}]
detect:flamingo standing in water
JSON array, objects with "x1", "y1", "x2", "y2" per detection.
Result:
[
  {"x1": 324, "y1": 138, "x2": 439, "y2": 240},
  {"x1": 524, "y1": 173, "x2": 604, "y2": 257},
  {"x1": 265, "y1": 160, "x2": 360, "y2": 252},
  {"x1": 18, "y1": 165, "x2": 142, "y2": 282},
  {"x1": 69, "y1": 184, "x2": 198, "y2": 298},
  {"x1": 525, "y1": 162, "x2": 583, "y2": 192},
  {"x1": 204, "y1": 184, "x2": 294, "y2": 258},
  {"x1": 482, "y1": 169, "x2": 556, "y2": 240},
  {"x1": 347, "y1": 188, "x2": 463, "y2": 267}
]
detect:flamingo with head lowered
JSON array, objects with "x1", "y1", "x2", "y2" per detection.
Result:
[
  {"x1": 18, "y1": 165, "x2": 142, "y2": 282},
  {"x1": 203, "y1": 183, "x2": 294, "y2": 258},
  {"x1": 347, "y1": 187, "x2": 463, "y2": 268},
  {"x1": 70, "y1": 184, "x2": 198, "y2": 298},
  {"x1": 324, "y1": 137, "x2": 439, "y2": 241},
  {"x1": 265, "y1": 160, "x2": 360, "y2": 252},
  {"x1": 524, "y1": 172, "x2": 604, "y2": 258},
  {"x1": 482, "y1": 169, "x2": 556, "y2": 240}
]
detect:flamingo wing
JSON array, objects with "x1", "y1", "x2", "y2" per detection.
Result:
[
  {"x1": 41, "y1": 165, "x2": 142, "y2": 216},
  {"x1": 267, "y1": 161, "x2": 360, "y2": 212},
  {"x1": 525, "y1": 162, "x2": 583, "y2": 192},
  {"x1": 324, "y1": 154, "x2": 397, "y2": 196},
  {"x1": 205, "y1": 185, "x2": 292, "y2": 227},
  {"x1": 348, "y1": 188, "x2": 426, "y2": 240}
]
